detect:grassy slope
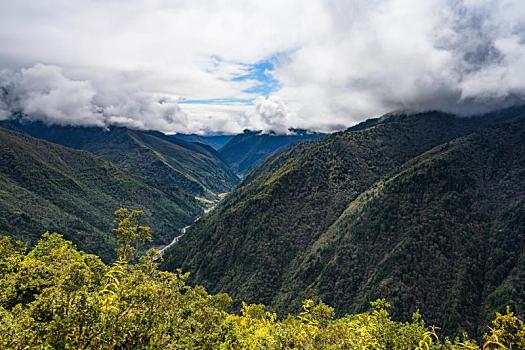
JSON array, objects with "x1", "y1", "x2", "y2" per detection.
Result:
[
  {"x1": 1, "y1": 121, "x2": 239, "y2": 201},
  {"x1": 0, "y1": 128, "x2": 197, "y2": 261},
  {"x1": 133, "y1": 131, "x2": 238, "y2": 196}
]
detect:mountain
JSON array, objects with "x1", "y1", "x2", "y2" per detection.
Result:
[
  {"x1": 170, "y1": 133, "x2": 234, "y2": 150},
  {"x1": 0, "y1": 127, "x2": 200, "y2": 261},
  {"x1": 162, "y1": 108, "x2": 525, "y2": 335},
  {"x1": 0, "y1": 120, "x2": 239, "y2": 202},
  {"x1": 218, "y1": 129, "x2": 325, "y2": 176},
  {"x1": 284, "y1": 117, "x2": 525, "y2": 335}
]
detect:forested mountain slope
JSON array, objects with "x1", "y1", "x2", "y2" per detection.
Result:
[
  {"x1": 163, "y1": 108, "x2": 525, "y2": 335},
  {"x1": 285, "y1": 117, "x2": 525, "y2": 335},
  {"x1": 0, "y1": 120, "x2": 239, "y2": 201},
  {"x1": 163, "y1": 112, "x2": 479, "y2": 296},
  {"x1": 218, "y1": 129, "x2": 324, "y2": 176},
  {"x1": 0, "y1": 128, "x2": 196, "y2": 260}
]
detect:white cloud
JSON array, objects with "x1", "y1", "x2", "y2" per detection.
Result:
[
  {"x1": 1, "y1": 64, "x2": 104, "y2": 127},
  {"x1": 177, "y1": 103, "x2": 250, "y2": 134},
  {"x1": 0, "y1": 0, "x2": 524, "y2": 133},
  {"x1": 0, "y1": 64, "x2": 193, "y2": 131},
  {"x1": 276, "y1": 0, "x2": 525, "y2": 124},
  {"x1": 248, "y1": 96, "x2": 293, "y2": 134}
]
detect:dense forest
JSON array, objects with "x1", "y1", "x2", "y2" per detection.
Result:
[
  {"x1": 163, "y1": 108, "x2": 525, "y2": 336},
  {"x1": 2, "y1": 1, "x2": 524, "y2": 348},
  {"x1": 2, "y1": 108, "x2": 525, "y2": 346},
  {"x1": 1, "y1": 212, "x2": 523, "y2": 349},
  {"x1": 0, "y1": 120, "x2": 239, "y2": 200}
]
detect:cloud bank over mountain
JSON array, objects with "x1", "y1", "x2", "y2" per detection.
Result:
[{"x1": 1, "y1": 0, "x2": 525, "y2": 133}]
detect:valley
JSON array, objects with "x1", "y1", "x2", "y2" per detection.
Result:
[
  {"x1": 1, "y1": 107, "x2": 524, "y2": 346},
  {"x1": 0, "y1": 119, "x2": 313, "y2": 260},
  {"x1": 157, "y1": 192, "x2": 227, "y2": 254},
  {"x1": 2, "y1": 2, "x2": 525, "y2": 347}
]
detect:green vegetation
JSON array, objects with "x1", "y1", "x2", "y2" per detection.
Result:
[
  {"x1": 0, "y1": 128, "x2": 201, "y2": 261},
  {"x1": 0, "y1": 120, "x2": 239, "y2": 201},
  {"x1": 163, "y1": 109, "x2": 525, "y2": 336},
  {"x1": 285, "y1": 118, "x2": 525, "y2": 336},
  {"x1": 0, "y1": 120, "x2": 240, "y2": 261},
  {"x1": 128, "y1": 130, "x2": 238, "y2": 198},
  {"x1": 1, "y1": 213, "x2": 524, "y2": 349},
  {"x1": 171, "y1": 133, "x2": 234, "y2": 150},
  {"x1": 112, "y1": 208, "x2": 152, "y2": 262}
]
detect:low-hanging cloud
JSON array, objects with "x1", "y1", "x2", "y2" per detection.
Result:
[
  {"x1": 1, "y1": 0, "x2": 525, "y2": 134},
  {"x1": 247, "y1": 96, "x2": 293, "y2": 134},
  {"x1": 0, "y1": 64, "x2": 191, "y2": 131},
  {"x1": 0, "y1": 64, "x2": 298, "y2": 134},
  {"x1": 275, "y1": 0, "x2": 525, "y2": 128},
  {"x1": 0, "y1": 65, "x2": 104, "y2": 126}
]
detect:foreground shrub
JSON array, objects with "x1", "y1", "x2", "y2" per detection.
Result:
[{"x1": 0, "y1": 209, "x2": 523, "y2": 349}]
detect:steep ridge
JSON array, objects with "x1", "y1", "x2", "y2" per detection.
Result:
[
  {"x1": 218, "y1": 129, "x2": 324, "y2": 176},
  {"x1": 130, "y1": 130, "x2": 238, "y2": 196},
  {"x1": 284, "y1": 116, "x2": 525, "y2": 335},
  {"x1": 0, "y1": 128, "x2": 197, "y2": 261},
  {"x1": 163, "y1": 111, "x2": 494, "y2": 309}
]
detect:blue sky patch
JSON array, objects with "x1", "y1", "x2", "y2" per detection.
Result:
[
  {"x1": 178, "y1": 97, "x2": 253, "y2": 105},
  {"x1": 232, "y1": 56, "x2": 282, "y2": 96},
  {"x1": 182, "y1": 54, "x2": 286, "y2": 106}
]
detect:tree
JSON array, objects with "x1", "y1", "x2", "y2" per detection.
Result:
[{"x1": 112, "y1": 208, "x2": 151, "y2": 262}]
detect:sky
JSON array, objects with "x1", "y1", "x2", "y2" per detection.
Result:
[{"x1": 1, "y1": 0, "x2": 525, "y2": 134}]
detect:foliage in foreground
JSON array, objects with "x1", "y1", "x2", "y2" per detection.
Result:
[{"x1": 0, "y1": 210, "x2": 524, "y2": 349}]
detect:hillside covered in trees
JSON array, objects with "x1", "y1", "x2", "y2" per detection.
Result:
[
  {"x1": 0, "y1": 128, "x2": 202, "y2": 261},
  {"x1": 1, "y1": 214, "x2": 523, "y2": 349},
  {"x1": 0, "y1": 119, "x2": 239, "y2": 202},
  {"x1": 0, "y1": 119, "x2": 240, "y2": 261},
  {"x1": 163, "y1": 108, "x2": 525, "y2": 336}
]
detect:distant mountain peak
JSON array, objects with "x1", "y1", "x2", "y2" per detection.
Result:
[
  {"x1": 241, "y1": 127, "x2": 322, "y2": 136},
  {"x1": 219, "y1": 128, "x2": 325, "y2": 176}
]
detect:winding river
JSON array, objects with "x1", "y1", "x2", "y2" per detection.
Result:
[
  {"x1": 157, "y1": 194, "x2": 225, "y2": 255},
  {"x1": 158, "y1": 219, "x2": 199, "y2": 255}
]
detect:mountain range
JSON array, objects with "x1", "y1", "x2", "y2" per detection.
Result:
[
  {"x1": 162, "y1": 107, "x2": 525, "y2": 335},
  {"x1": 170, "y1": 133, "x2": 234, "y2": 150},
  {"x1": 155, "y1": 129, "x2": 324, "y2": 177},
  {"x1": 0, "y1": 127, "x2": 202, "y2": 261},
  {"x1": 217, "y1": 129, "x2": 325, "y2": 176},
  {"x1": 0, "y1": 120, "x2": 238, "y2": 201},
  {"x1": 2, "y1": 107, "x2": 524, "y2": 335},
  {"x1": 0, "y1": 119, "x2": 324, "y2": 260}
]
